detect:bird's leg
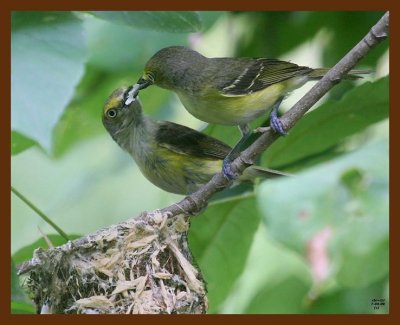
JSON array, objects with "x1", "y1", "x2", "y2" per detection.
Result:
[
  {"x1": 222, "y1": 124, "x2": 252, "y2": 180},
  {"x1": 270, "y1": 96, "x2": 287, "y2": 135},
  {"x1": 255, "y1": 96, "x2": 287, "y2": 135}
]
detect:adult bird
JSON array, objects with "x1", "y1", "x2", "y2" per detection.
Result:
[
  {"x1": 103, "y1": 86, "x2": 290, "y2": 195},
  {"x1": 125, "y1": 46, "x2": 368, "y2": 178}
]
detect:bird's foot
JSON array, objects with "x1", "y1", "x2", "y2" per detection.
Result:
[
  {"x1": 267, "y1": 96, "x2": 287, "y2": 136},
  {"x1": 270, "y1": 114, "x2": 287, "y2": 136},
  {"x1": 254, "y1": 126, "x2": 270, "y2": 134},
  {"x1": 253, "y1": 119, "x2": 287, "y2": 135},
  {"x1": 222, "y1": 157, "x2": 239, "y2": 180}
]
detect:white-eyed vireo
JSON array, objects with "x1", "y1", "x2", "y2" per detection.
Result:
[
  {"x1": 102, "y1": 86, "x2": 289, "y2": 195},
  {"x1": 125, "y1": 46, "x2": 369, "y2": 178}
]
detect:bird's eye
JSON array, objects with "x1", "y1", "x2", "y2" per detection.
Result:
[
  {"x1": 107, "y1": 109, "x2": 117, "y2": 118},
  {"x1": 148, "y1": 73, "x2": 155, "y2": 83}
]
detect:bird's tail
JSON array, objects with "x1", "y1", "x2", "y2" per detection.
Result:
[
  {"x1": 309, "y1": 68, "x2": 372, "y2": 80},
  {"x1": 240, "y1": 165, "x2": 293, "y2": 182}
]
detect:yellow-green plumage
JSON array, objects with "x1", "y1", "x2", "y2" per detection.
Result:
[
  {"x1": 135, "y1": 46, "x2": 369, "y2": 128},
  {"x1": 102, "y1": 87, "x2": 288, "y2": 195},
  {"x1": 177, "y1": 81, "x2": 289, "y2": 125}
]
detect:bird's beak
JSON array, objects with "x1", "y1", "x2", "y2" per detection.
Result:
[
  {"x1": 124, "y1": 84, "x2": 140, "y2": 105},
  {"x1": 124, "y1": 76, "x2": 153, "y2": 106},
  {"x1": 137, "y1": 76, "x2": 152, "y2": 90}
]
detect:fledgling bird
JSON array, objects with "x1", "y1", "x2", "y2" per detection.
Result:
[
  {"x1": 125, "y1": 46, "x2": 369, "y2": 178},
  {"x1": 102, "y1": 86, "x2": 289, "y2": 195}
]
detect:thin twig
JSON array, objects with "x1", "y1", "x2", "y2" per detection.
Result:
[{"x1": 11, "y1": 186, "x2": 69, "y2": 241}]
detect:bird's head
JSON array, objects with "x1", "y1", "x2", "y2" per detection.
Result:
[
  {"x1": 102, "y1": 86, "x2": 143, "y2": 144},
  {"x1": 138, "y1": 46, "x2": 205, "y2": 91}
]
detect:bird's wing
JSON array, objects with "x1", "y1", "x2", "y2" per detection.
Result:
[
  {"x1": 155, "y1": 122, "x2": 232, "y2": 160},
  {"x1": 220, "y1": 58, "x2": 312, "y2": 96}
]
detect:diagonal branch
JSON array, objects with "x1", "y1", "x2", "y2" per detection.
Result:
[
  {"x1": 17, "y1": 12, "x2": 389, "y2": 277},
  {"x1": 161, "y1": 11, "x2": 389, "y2": 216}
]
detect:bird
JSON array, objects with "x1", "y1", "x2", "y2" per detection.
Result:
[
  {"x1": 124, "y1": 46, "x2": 369, "y2": 178},
  {"x1": 102, "y1": 86, "x2": 290, "y2": 195}
]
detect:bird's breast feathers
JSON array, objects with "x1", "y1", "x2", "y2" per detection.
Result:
[
  {"x1": 177, "y1": 82, "x2": 290, "y2": 125},
  {"x1": 132, "y1": 142, "x2": 221, "y2": 195}
]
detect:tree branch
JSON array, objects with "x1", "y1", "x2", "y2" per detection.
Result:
[
  {"x1": 17, "y1": 12, "x2": 389, "y2": 312},
  {"x1": 161, "y1": 11, "x2": 389, "y2": 216}
]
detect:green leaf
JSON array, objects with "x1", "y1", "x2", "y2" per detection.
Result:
[
  {"x1": 245, "y1": 275, "x2": 310, "y2": 313},
  {"x1": 319, "y1": 12, "x2": 388, "y2": 68},
  {"x1": 220, "y1": 225, "x2": 312, "y2": 313},
  {"x1": 257, "y1": 141, "x2": 388, "y2": 288},
  {"x1": 236, "y1": 12, "x2": 316, "y2": 58},
  {"x1": 11, "y1": 131, "x2": 36, "y2": 155},
  {"x1": 262, "y1": 77, "x2": 389, "y2": 169},
  {"x1": 11, "y1": 301, "x2": 36, "y2": 314},
  {"x1": 12, "y1": 234, "x2": 81, "y2": 266},
  {"x1": 87, "y1": 11, "x2": 202, "y2": 33},
  {"x1": 236, "y1": 12, "x2": 387, "y2": 68},
  {"x1": 189, "y1": 195, "x2": 260, "y2": 313},
  {"x1": 11, "y1": 11, "x2": 88, "y2": 153},
  {"x1": 308, "y1": 278, "x2": 388, "y2": 314},
  {"x1": 84, "y1": 14, "x2": 191, "y2": 73}
]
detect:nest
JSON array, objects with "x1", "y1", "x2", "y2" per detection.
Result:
[{"x1": 24, "y1": 211, "x2": 208, "y2": 314}]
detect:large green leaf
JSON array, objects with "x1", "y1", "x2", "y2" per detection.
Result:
[
  {"x1": 11, "y1": 11, "x2": 88, "y2": 154},
  {"x1": 11, "y1": 301, "x2": 36, "y2": 314},
  {"x1": 245, "y1": 275, "x2": 310, "y2": 313},
  {"x1": 87, "y1": 11, "x2": 202, "y2": 33},
  {"x1": 11, "y1": 131, "x2": 36, "y2": 155},
  {"x1": 83, "y1": 14, "x2": 190, "y2": 73},
  {"x1": 262, "y1": 77, "x2": 389, "y2": 169},
  {"x1": 236, "y1": 11, "x2": 387, "y2": 68},
  {"x1": 220, "y1": 225, "x2": 312, "y2": 313},
  {"x1": 308, "y1": 278, "x2": 388, "y2": 314},
  {"x1": 189, "y1": 195, "x2": 260, "y2": 313},
  {"x1": 257, "y1": 141, "x2": 389, "y2": 289},
  {"x1": 319, "y1": 11, "x2": 388, "y2": 68}
]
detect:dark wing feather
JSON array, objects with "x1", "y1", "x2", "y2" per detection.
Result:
[
  {"x1": 221, "y1": 58, "x2": 313, "y2": 96},
  {"x1": 155, "y1": 122, "x2": 232, "y2": 160}
]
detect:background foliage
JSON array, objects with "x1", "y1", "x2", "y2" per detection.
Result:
[{"x1": 11, "y1": 11, "x2": 389, "y2": 314}]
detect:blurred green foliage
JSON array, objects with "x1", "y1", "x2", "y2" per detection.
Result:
[
  {"x1": 190, "y1": 196, "x2": 261, "y2": 312},
  {"x1": 11, "y1": 11, "x2": 388, "y2": 314},
  {"x1": 262, "y1": 76, "x2": 389, "y2": 169}
]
